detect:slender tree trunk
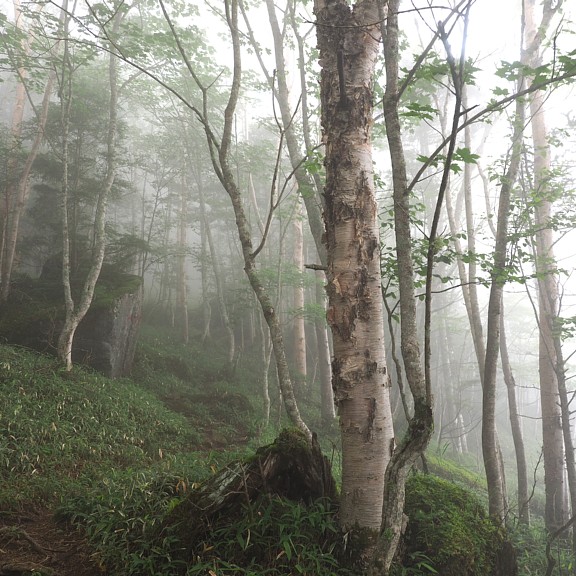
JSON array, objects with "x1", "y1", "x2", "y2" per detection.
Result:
[
  {"x1": 57, "y1": 10, "x2": 120, "y2": 369},
  {"x1": 57, "y1": 2, "x2": 74, "y2": 369},
  {"x1": 532, "y1": 73, "x2": 566, "y2": 534},
  {"x1": 315, "y1": 0, "x2": 394, "y2": 566},
  {"x1": 176, "y1": 173, "x2": 189, "y2": 344},
  {"x1": 461, "y1": 98, "x2": 486, "y2": 383},
  {"x1": 371, "y1": 2, "x2": 434, "y2": 571},
  {"x1": 481, "y1": 77, "x2": 525, "y2": 523},
  {"x1": 292, "y1": 199, "x2": 307, "y2": 388},
  {"x1": 199, "y1": 200, "x2": 211, "y2": 344},
  {"x1": 500, "y1": 305, "x2": 530, "y2": 524},
  {"x1": 524, "y1": 0, "x2": 566, "y2": 532},
  {"x1": 258, "y1": 309, "x2": 272, "y2": 428}
]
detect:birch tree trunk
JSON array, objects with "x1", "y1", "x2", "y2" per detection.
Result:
[
  {"x1": 57, "y1": 9, "x2": 120, "y2": 370},
  {"x1": 292, "y1": 199, "x2": 307, "y2": 387},
  {"x1": 524, "y1": 0, "x2": 566, "y2": 532},
  {"x1": 315, "y1": 0, "x2": 394, "y2": 563}
]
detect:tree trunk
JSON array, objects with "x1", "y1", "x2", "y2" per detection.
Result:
[
  {"x1": 500, "y1": 305, "x2": 530, "y2": 524},
  {"x1": 371, "y1": 2, "x2": 435, "y2": 571},
  {"x1": 481, "y1": 78, "x2": 525, "y2": 523},
  {"x1": 524, "y1": 0, "x2": 566, "y2": 532},
  {"x1": 461, "y1": 97, "x2": 486, "y2": 383},
  {"x1": 532, "y1": 77, "x2": 566, "y2": 535},
  {"x1": 176, "y1": 173, "x2": 189, "y2": 344},
  {"x1": 199, "y1": 210, "x2": 211, "y2": 344},
  {"x1": 57, "y1": 9, "x2": 120, "y2": 370},
  {"x1": 257, "y1": 309, "x2": 272, "y2": 429},
  {"x1": 315, "y1": 0, "x2": 394, "y2": 564},
  {"x1": 292, "y1": 199, "x2": 307, "y2": 387}
]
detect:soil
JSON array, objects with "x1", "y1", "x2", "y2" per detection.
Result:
[{"x1": 0, "y1": 508, "x2": 102, "y2": 576}]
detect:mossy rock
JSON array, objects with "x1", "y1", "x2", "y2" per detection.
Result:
[{"x1": 394, "y1": 473, "x2": 516, "y2": 576}]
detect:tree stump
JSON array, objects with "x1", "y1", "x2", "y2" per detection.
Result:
[{"x1": 163, "y1": 429, "x2": 338, "y2": 550}]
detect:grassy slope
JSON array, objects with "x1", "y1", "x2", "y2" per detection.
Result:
[
  {"x1": 0, "y1": 329, "x2": 253, "y2": 511},
  {"x1": 0, "y1": 326, "x2": 562, "y2": 576},
  {"x1": 0, "y1": 328, "x2": 349, "y2": 575}
]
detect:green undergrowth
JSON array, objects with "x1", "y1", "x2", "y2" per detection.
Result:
[
  {"x1": 0, "y1": 344, "x2": 204, "y2": 509},
  {"x1": 511, "y1": 518, "x2": 572, "y2": 575},
  {"x1": 58, "y1": 485, "x2": 349, "y2": 576},
  {"x1": 425, "y1": 451, "x2": 487, "y2": 493},
  {"x1": 0, "y1": 329, "x2": 548, "y2": 576}
]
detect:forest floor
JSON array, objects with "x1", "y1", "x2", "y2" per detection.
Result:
[{"x1": 0, "y1": 508, "x2": 102, "y2": 576}]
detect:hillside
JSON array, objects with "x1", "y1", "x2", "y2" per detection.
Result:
[
  {"x1": 0, "y1": 329, "x2": 256, "y2": 575},
  {"x1": 0, "y1": 329, "x2": 563, "y2": 576}
]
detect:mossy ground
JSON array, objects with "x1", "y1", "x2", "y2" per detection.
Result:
[{"x1": 392, "y1": 473, "x2": 504, "y2": 576}]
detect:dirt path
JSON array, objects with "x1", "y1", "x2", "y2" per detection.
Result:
[{"x1": 0, "y1": 508, "x2": 102, "y2": 576}]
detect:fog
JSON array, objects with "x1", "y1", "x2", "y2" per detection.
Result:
[{"x1": 1, "y1": 0, "x2": 576, "y2": 562}]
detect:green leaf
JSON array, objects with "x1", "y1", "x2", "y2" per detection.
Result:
[
  {"x1": 400, "y1": 101, "x2": 438, "y2": 121},
  {"x1": 453, "y1": 147, "x2": 480, "y2": 165}
]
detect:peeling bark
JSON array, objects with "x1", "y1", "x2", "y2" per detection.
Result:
[{"x1": 315, "y1": 0, "x2": 394, "y2": 557}]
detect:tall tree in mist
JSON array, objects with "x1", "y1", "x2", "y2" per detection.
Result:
[
  {"x1": 158, "y1": 0, "x2": 311, "y2": 438},
  {"x1": 57, "y1": 4, "x2": 122, "y2": 369},
  {"x1": 481, "y1": 91, "x2": 525, "y2": 523},
  {"x1": 315, "y1": 0, "x2": 393, "y2": 558},
  {"x1": 523, "y1": 0, "x2": 568, "y2": 533}
]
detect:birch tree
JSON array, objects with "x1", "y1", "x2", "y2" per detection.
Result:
[
  {"x1": 524, "y1": 0, "x2": 567, "y2": 532},
  {"x1": 315, "y1": 0, "x2": 394, "y2": 566},
  {"x1": 57, "y1": 5, "x2": 122, "y2": 369}
]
